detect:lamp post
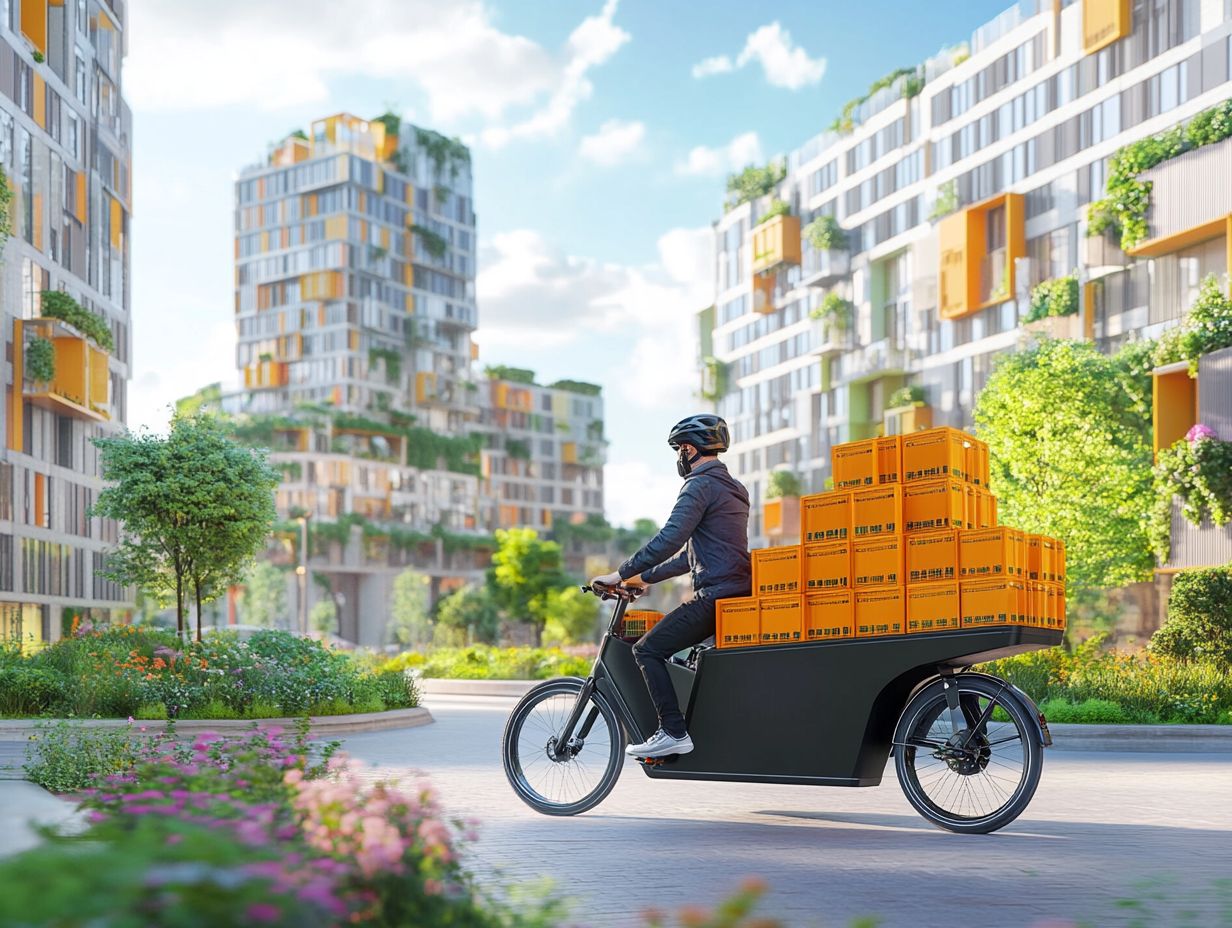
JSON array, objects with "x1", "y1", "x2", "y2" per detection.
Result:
[{"x1": 296, "y1": 513, "x2": 311, "y2": 635}]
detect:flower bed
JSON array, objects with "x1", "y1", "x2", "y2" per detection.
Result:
[
  {"x1": 979, "y1": 636, "x2": 1232, "y2": 724},
  {"x1": 0, "y1": 626, "x2": 416, "y2": 720},
  {"x1": 379, "y1": 645, "x2": 594, "y2": 681}
]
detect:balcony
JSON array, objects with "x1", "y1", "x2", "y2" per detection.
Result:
[
  {"x1": 808, "y1": 317, "x2": 855, "y2": 356},
  {"x1": 884, "y1": 403, "x2": 932, "y2": 436},
  {"x1": 243, "y1": 359, "x2": 289, "y2": 389},
  {"x1": 19, "y1": 320, "x2": 111, "y2": 421},
  {"x1": 1082, "y1": 228, "x2": 1128, "y2": 277},
  {"x1": 799, "y1": 243, "x2": 850, "y2": 288},
  {"x1": 751, "y1": 214, "x2": 801, "y2": 276},
  {"x1": 1133, "y1": 136, "x2": 1232, "y2": 255},
  {"x1": 978, "y1": 247, "x2": 1010, "y2": 306},
  {"x1": 938, "y1": 193, "x2": 1025, "y2": 320},
  {"x1": 835, "y1": 337, "x2": 912, "y2": 384}
]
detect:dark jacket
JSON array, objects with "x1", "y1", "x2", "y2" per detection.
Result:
[{"x1": 618, "y1": 459, "x2": 752, "y2": 599}]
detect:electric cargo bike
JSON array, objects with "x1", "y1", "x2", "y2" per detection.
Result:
[{"x1": 501, "y1": 582, "x2": 1058, "y2": 834}]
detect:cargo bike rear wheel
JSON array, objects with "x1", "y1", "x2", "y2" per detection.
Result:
[
  {"x1": 895, "y1": 675, "x2": 1043, "y2": 834},
  {"x1": 502, "y1": 678, "x2": 625, "y2": 816}
]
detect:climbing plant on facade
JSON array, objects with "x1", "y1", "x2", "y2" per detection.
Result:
[
  {"x1": 1026, "y1": 275, "x2": 1079, "y2": 323},
  {"x1": 40, "y1": 291, "x2": 114, "y2": 350},
  {"x1": 1150, "y1": 424, "x2": 1232, "y2": 562}
]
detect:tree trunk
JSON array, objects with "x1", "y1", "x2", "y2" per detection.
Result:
[
  {"x1": 175, "y1": 570, "x2": 185, "y2": 638},
  {"x1": 194, "y1": 578, "x2": 203, "y2": 643}
]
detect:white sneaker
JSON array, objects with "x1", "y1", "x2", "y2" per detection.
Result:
[{"x1": 625, "y1": 728, "x2": 695, "y2": 759}]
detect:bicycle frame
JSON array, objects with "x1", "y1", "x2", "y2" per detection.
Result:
[{"x1": 554, "y1": 584, "x2": 1057, "y2": 786}]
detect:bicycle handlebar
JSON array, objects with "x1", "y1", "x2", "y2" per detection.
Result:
[{"x1": 581, "y1": 581, "x2": 646, "y2": 602}]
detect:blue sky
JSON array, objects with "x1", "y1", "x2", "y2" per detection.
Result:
[{"x1": 127, "y1": 0, "x2": 1012, "y2": 526}]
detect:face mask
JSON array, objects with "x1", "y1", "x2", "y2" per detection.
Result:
[{"x1": 676, "y1": 447, "x2": 699, "y2": 478}]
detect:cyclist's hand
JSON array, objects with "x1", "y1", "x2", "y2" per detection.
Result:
[
  {"x1": 623, "y1": 575, "x2": 648, "y2": 590},
  {"x1": 590, "y1": 571, "x2": 622, "y2": 589}
]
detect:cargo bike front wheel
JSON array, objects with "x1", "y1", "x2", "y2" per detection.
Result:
[
  {"x1": 502, "y1": 678, "x2": 625, "y2": 816},
  {"x1": 895, "y1": 675, "x2": 1043, "y2": 834}
]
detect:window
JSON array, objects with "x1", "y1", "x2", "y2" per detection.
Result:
[{"x1": 74, "y1": 51, "x2": 86, "y2": 105}]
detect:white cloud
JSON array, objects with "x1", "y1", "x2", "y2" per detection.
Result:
[
  {"x1": 691, "y1": 55, "x2": 734, "y2": 79},
  {"x1": 603, "y1": 459, "x2": 684, "y2": 529},
  {"x1": 475, "y1": 226, "x2": 714, "y2": 408},
  {"x1": 675, "y1": 131, "x2": 762, "y2": 177},
  {"x1": 692, "y1": 21, "x2": 826, "y2": 90},
  {"x1": 578, "y1": 118, "x2": 646, "y2": 166},
  {"x1": 128, "y1": 0, "x2": 628, "y2": 146}
]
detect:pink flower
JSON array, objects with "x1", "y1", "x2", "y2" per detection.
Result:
[
  {"x1": 1186, "y1": 423, "x2": 1217, "y2": 444},
  {"x1": 245, "y1": 903, "x2": 282, "y2": 923}
]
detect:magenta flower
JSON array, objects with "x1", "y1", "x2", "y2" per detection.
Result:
[
  {"x1": 244, "y1": 903, "x2": 282, "y2": 923},
  {"x1": 1186, "y1": 423, "x2": 1217, "y2": 444}
]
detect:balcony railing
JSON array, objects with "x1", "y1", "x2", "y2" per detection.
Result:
[
  {"x1": 20, "y1": 319, "x2": 111, "y2": 422},
  {"x1": 800, "y1": 244, "x2": 850, "y2": 288},
  {"x1": 809, "y1": 318, "x2": 855, "y2": 356}
]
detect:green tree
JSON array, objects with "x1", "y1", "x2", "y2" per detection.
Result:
[
  {"x1": 435, "y1": 584, "x2": 500, "y2": 644},
  {"x1": 540, "y1": 586, "x2": 601, "y2": 646},
  {"x1": 173, "y1": 416, "x2": 279, "y2": 641},
  {"x1": 309, "y1": 599, "x2": 337, "y2": 635},
  {"x1": 238, "y1": 561, "x2": 288, "y2": 629},
  {"x1": 973, "y1": 339, "x2": 1154, "y2": 593},
  {"x1": 388, "y1": 569, "x2": 432, "y2": 647},
  {"x1": 487, "y1": 528, "x2": 568, "y2": 644}
]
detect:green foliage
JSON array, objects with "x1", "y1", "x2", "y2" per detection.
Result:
[
  {"x1": 24, "y1": 335, "x2": 55, "y2": 382},
  {"x1": 381, "y1": 645, "x2": 593, "y2": 681},
  {"x1": 552, "y1": 512, "x2": 615, "y2": 548},
  {"x1": 488, "y1": 528, "x2": 569, "y2": 642},
  {"x1": 367, "y1": 346, "x2": 402, "y2": 383},
  {"x1": 175, "y1": 381, "x2": 223, "y2": 418},
  {"x1": 435, "y1": 585, "x2": 501, "y2": 645},
  {"x1": 287, "y1": 128, "x2": 309, "y2": 141},
  {"x1": 809, "y1": 292, "x2": 854, "y2": 331},
  {"x1": 700, "y1": 356, "x2": 727, "y2": 402},
  {"x1": 24, "y1": 720, "x2": 138, "y2": 791},
  {"x1": 755, "y1": 198, "x2": 791, "y2": 226},
  {"x1": 829, "y1": 67, "x2": 921, "y2": 133},
  {"x1": 802, "y1": 214, "x2": 848, "y2": 251},
  {"x1": 1088, "y1": 99, "x2": 1232, "y2": 250},
  {"x1": 39, "y1": 290, "x2": 114, "y2": 350},
  {"x1": 0, "y1": 664, "x2": 66, "y2": 714},
  {"x1": 388, "y1": 569, "x2": 432, "y2": 647},
  {"x1": 1026, "y1": 275, "x2": 1079, "y2": 323},
  {"x1": 410, "y1": 223, "x2": 447, "y2": 259},
  {"x1": 0, "y1": 168, "x2": 13, "y2": 253},
  {"x1": 765, "y1": 470, "x2": 803, "y2": 499},
  {"x1": 724, "y1": 159, "x2": 786, "y2": 209},
  {"x1": 371, "y1": 110, "x2": 400, "y2": 138},
  {"x1": 31, "y1": 50, "x2": 44, "y2": 63},
  {"x1": 413, "y1": 126, "x2": 470, "y2": 180},
  {"x1": 979, "y1": 635, "x2": 1232, "y2": 723},
  {"x1": 1038, "y1": 696, "x2": 1131, "y2": 724},
  {"x1": 240, "y1": 561, "x2": 289, "y2": 628},
  {"x1": 929, "y1": 179, "x2": 959, "y2": 220},
  {"x1": 1152, "y1": 275, "x2": 1232, "y2": 375},
  {"x1": 973, "y1": 340, "x2": 1154, "y2": 593},
  {"x1": 886, "y1": 385, "x2": 926, "y2": 409},
  {"x1": 484, "y1": 364, "x2": 537, "y2": 384},
  {"x1": 539, "y1": 587, "x2": 600, "y2": 646},
  {"x1": 547, "y1": 379, "x2": 602, "y2": 396},
  {"x1": 309, "y1": 599, "x2": 337, "y2": 635},
  {"x1": 1151, "y1": 431, "x2": 1232, "y2": 562},
  {"x1": 1151, "y1": 564, "x2": 1232, "y2": 664},
  {"x1": 506, "y1": 438, "x2": 531, "y2": 460}
]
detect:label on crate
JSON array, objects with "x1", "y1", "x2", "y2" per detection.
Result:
[
  {"x1": 832, "y1": 441, "x2": 875, "y2": 489},
  {"x1": 904, "y1": 479, "x2": 966, "y2": 533},
  {"x1": 903, "y1": 427, "x2": 972, "y2": 483},
  {"x1": 752, "y1": 545, "x2": 801, "y2": 596},
  {"x1": 803, "y1": 542, "x2": 850, "y2": 591},
  {"x1": 801, "y1": 492, "x2": 850, "y2": 543},
  {"x1": 804, "y1": 590, "x2": 854, "y2": 641},
  {"x1": 852, "y1": 485, "x2": 902, "y2": 537},
  {"x1": 959, "y1": 527, "x2": 1014, "y2": 578},
  {"x1": 759, "y1": 595, "x2": 802, "y2": 645},
  {"x1": 874, "y1": 436, "x2": 902, "y2": 484},
  {"x1": 716, "y1": 598, "x2": 759, "y2": 649},
  {"x1": 960, "y1": 578, "x2": 1026, "y2": 627},
  {"x1": 853, "y1": 536, "x2": 903, "y2": 587},
  {"x1": 906, "y1": 530, "x2": 958, "y2": 583},
  {"x1": 855, "y1": 587, "x2": 905, "y2": 637}
]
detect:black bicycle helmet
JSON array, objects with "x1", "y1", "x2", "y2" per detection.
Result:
[{"x1": 668, "y1": 414, "x2": 730, "y2": 453}]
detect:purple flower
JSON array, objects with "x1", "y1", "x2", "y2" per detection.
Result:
[
  {"x1": 1186, "y1": 423, "x2": 1217, "y2": 444},
  {"x1": 245, "y1": 903, "x2": 282, "y2": 923}
]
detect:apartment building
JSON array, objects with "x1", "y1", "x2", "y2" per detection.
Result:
[
  {"x1": 0, "y1": 0, "x2": 132, "y2": 645},
  {"x1": 219, "y1": 115, "x2": 605, "y2": 644},
  {"x1": 703, "y1": 0, "x2": 1232, "y2": 555}
]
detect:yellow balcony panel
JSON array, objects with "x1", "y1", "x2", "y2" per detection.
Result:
[
  {"x1": 243, "y1": 360, "x2": 289, "y2": 390},
  {"x1": 19, "y1": 320, "x2": 111, "y2": 422},
  {"x1": 21, "y1": 0, "x2": 47, "y2": 54},
  {"x1": 752, "y1": 272, "x2": 776, "y2": 314},
  {"x1": 494, "y1": 383, "x2": 533, "y2": 412},
  {"x1": 1083, "y1": 0, "x2": 1130, "y2": 55},
  {"x1": 938, "y1": 192, "x2": 1025, "y2": 320},
  {"x1": 415, "y1": 371, "x2": 437, "y2": 404},
  {"x1": 1152, "y1": 361, "x2": 1196, "y2": 457},
  {"x1": 751, "y1": 214, "x2": 801, "y2": 275},
  {"x1": 763, "y1": 496, "x2": 800, "y2": 542},
  {"x1": 562, "y1": 441, "x2": 578, "y2": 465}
]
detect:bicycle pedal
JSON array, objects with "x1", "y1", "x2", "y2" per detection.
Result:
[{"x1": 637, "y1": 755, "x2": 676, "y2": 766}]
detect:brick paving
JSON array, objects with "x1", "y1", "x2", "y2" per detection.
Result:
[{"x1": 342, "y1": 694, "x2": 1232, "y2": 928}]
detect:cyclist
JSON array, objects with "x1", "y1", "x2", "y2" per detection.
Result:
[{"x1": 589, "y1": 414, "x2": 751, "y2": 759}]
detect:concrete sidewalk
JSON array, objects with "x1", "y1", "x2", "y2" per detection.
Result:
[{"x1": 0, "y1": 780, "x2": 84, "y2": 857}]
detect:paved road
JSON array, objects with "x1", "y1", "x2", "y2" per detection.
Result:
[{"x1": 343, "y1": 695, "x2": 1232, "y2": 928}]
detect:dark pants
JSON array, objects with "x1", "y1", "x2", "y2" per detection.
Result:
[{"x1": 632, "y1": 597, "x2": 717, "y2": 738}]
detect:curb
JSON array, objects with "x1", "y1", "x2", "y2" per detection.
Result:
[
  {"x1": 0, "y1": 707, "x2": 434, "y2": 741},
  {"x1": 418, "y1": 679, "x2": 537, "y2": 698},
  {"x1": 1046, "y1": 722, "x2": 1232, "y2": 753}
]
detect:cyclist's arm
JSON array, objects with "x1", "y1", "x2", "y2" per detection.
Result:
[
  {"x1": 639, "y1": 549, "x2": 690, "y2": 584},
  {"x1": 617, "y1": 481, "x2": 707, "y2": 581}
]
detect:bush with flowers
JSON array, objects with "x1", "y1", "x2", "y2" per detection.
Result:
[
  {"x1": 979, "y1": 633, "x2": 1232, "y2": 724},
  {"x1": 0, "y1": 624, "x2": 416, "y2": 720},
  {"x1": 1149, "y1": 422, "x2": 1232, "y2": 562}
]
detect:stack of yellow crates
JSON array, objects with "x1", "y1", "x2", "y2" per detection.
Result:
[{"x1": 715, "y1": 427, "x2": 1066, "y2": 649}]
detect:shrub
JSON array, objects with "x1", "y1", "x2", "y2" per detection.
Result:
[
  {"x1": 765, "y1": 470, "x2": 803, "y2": 499},
  {"x1": 24, "y1": 336, "x2": 55, "y2": 382},
  {"x1": 0, "y1": 664, "x2": 65, "y2": 715},
  {"x1": 382, "y1": 645, "x2": 593, "y2": 681},
  {"x1": 755, "y1": 198, "x2": 790, "y2": 226},
  {"x1": 809, "y1": 292, "x2": 854, "y2": 331},
  {"x1": 886, "y1": 385, "x2": 926, "y2": 409},
  {"x1": 725, "y1": 160, "x2": 787, "y2": 209},
  {"x1": 1026, "y1": 275, "x2": 1079, "y2": 323},
  {"x1": 1039, "y1": 697, "x2": 1133, "y2": 724},
  {"x1": 1151, "y1": 565, "x2": 1232, "y2": 664},
  {"x1": 23, "y1": 721, "x2": 139, "y2": 792},
  {"x1": 39, "y1": 290, "x2": 115, "y2": 351},
  {"x1": 802, "y1": 214, "x2": 847, "y2": 251}
]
